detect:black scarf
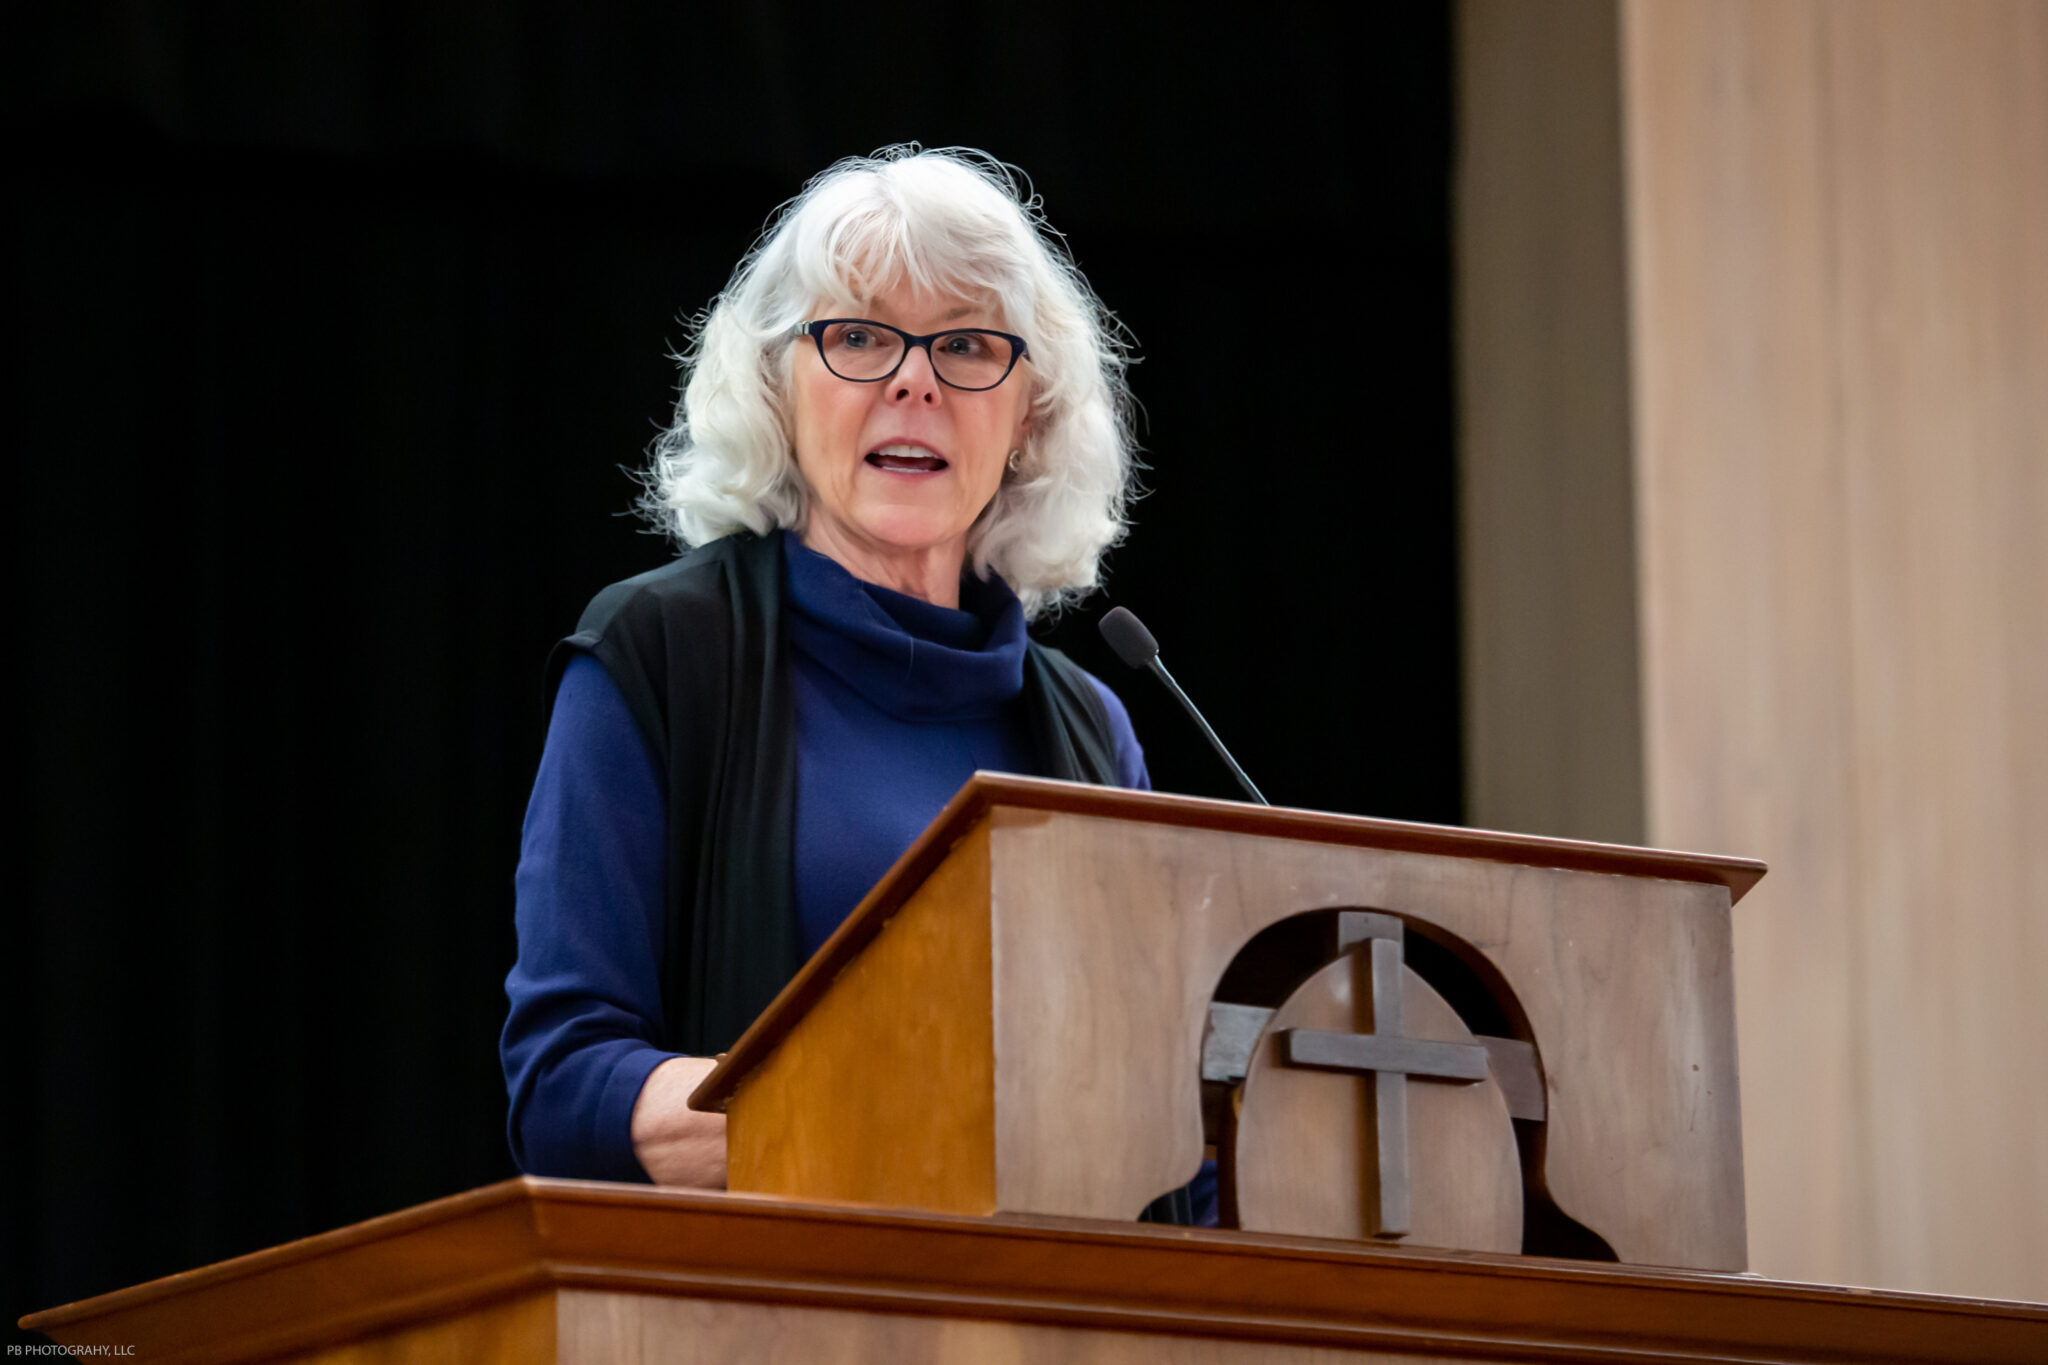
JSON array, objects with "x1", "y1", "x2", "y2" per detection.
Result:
[{"x1": 547, "y1": 531, "x2": 1121, "y2": 1056}]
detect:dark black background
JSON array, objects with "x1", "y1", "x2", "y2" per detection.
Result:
[{"x1": 8, "y1": 4, "x2": 1457, "y2": 1341}]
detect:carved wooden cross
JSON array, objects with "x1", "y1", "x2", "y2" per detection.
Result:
[{"x1": 1278, "y1": 914, "x2": 1488, "y2": 1239}]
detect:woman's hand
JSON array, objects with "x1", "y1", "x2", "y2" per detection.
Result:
[{"x1": 630, "y1": 1056, "x2": 728, "y2": 1188}]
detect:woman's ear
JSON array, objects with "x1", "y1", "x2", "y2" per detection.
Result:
[
  {"x1": 1011, "y1": 385, "x2": 1037, "y2": 448},
  {"x1": 1006, "y1": 414, "x2": 1036, "y2": 480}
]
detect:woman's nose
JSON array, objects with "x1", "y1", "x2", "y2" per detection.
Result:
[{"x1": 889, "y1": 343, "x2": 942, "y2": 405}]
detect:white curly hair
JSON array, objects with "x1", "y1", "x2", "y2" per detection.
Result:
[{"x1": 639, "y1": 145, "x2": 1138, "y2": 619}]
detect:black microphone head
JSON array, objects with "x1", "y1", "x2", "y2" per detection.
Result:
[{"x1": 1097, "y1": 606, "x2": 1160, "y2": 669}]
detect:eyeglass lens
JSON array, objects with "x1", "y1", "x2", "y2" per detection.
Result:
[{"x1": 816, "y1": 322, "x2": 1014, "y2": 389}]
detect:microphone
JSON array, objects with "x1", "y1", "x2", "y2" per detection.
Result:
[{"x1": 1098, "y1": 606, "x2": 1269, "y2": 806}]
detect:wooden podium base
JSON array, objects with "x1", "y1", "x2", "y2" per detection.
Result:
[{"x1": 22, "y1": 1177, "x2": 2048, "y2": 1363}]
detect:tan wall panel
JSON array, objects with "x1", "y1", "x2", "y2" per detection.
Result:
[
  {"x1": 1621, "y1": 0, "x2": 2048, "y2": 1299},
  {"x1": 1821, "y1": 1, "x2": 2048, "y2": 1292},
  {"x1": 1617, "y1": 0, "x2": 1877, "y2": 1290},
  {"x1": 1462, "y1": 0, "x2": 2048, "y2": 1300},
  {"x1": 1457, "y1": 0, "x2": 1647, "y2": 847}
]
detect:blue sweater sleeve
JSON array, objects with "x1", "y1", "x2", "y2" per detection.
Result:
[
  {"x1": 501, "y1": 652, "x2": 673, "y2": 1181},
  {"x1": 1087, "y1": 675, "x2": 1152, "y2": 791}
]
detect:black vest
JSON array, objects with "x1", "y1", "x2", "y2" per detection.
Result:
[{"x1": 548, "y1": 532, "x2": 1121, "y2": 1056}]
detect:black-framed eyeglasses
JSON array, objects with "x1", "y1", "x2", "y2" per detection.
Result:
[{"x1": 792, "y1": 318, "x2": 1029, "y2": 392}]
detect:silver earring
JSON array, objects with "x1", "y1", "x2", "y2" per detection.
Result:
[{"x1": 1006, "y1": 448, "x2": 1022, "y2": 472}]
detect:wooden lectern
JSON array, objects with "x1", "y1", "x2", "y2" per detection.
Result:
[
  {"x1": 25, "y1": 776, "x2": 2048, "y2": 1362},
  {"x1": 697, "y1": 774, "x2": 1754, "y2": 1267}
]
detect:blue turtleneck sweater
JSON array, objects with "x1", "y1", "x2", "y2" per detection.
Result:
[{"x1": 502, "y1": 535, "x2": 1149, "y2": 1184}]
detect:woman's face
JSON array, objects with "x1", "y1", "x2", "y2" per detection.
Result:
[{"x1": 789, "y1": 280, "x2": 1032, "y2": 583}]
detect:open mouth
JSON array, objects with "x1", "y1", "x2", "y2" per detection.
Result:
[{"x1": 866, "y1": 443, "x2": 949, "y2": 474}]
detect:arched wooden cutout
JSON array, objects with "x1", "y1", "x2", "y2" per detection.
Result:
[{"x1": 1224, "y1": 950, "x2": 1523, "y2": 1252}]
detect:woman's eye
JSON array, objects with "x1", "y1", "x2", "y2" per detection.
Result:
[
  {"x1": 840, "y1": 328, "x2": 873, "y2": 350},
  {"x1": 941, "y1": 334, "x2": 985, "y2": 357}
]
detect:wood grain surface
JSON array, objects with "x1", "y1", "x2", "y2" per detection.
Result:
[
  {"x1": 295, "y1": 1293, "x2": 554, "y2": 1365},
  {"x1": 984, "y1": 805, "x2": 1745, "y2": 1269},
  {"x1": 1230, "y1": 954, "x2": 1522, "y2": 1251},
  {"x1": 22, "y1": 1179, "x2": 2048, "y2": 1364},
  {"x1": 724, "y1": 823, "x2": 995, "y2": 1213},
  {"x1": 556, "y1": 1290, "x2": 1494, "y2": 1364}
]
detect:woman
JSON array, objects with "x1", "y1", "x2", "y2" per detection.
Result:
[{"x1": 500, "y1": 146, "x2": 1156, "y2": 1194}]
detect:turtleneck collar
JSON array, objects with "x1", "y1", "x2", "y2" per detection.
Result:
[{"x1": 782, "y1": 531, "x2": 1027, "y2": 722}]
